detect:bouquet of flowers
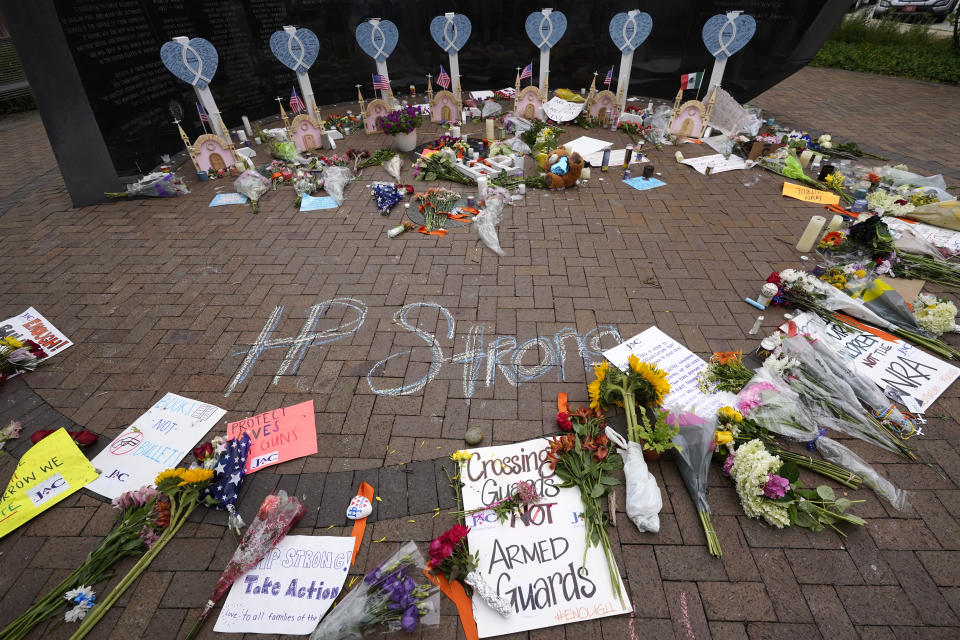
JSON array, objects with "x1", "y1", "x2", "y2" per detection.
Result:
[
  {"x1": 355, "y1": 148, "x2": 396, "y2": 170},
  {"x1": 426, "y1": 525, "x2": 511, "y2": 616},
  {"x1": 697, "y1": 350, "x2": 755, "y2": 394},
  {"x1": 519, "y1": 120, "x2": 563, "y2": 155},
  {"x1": 913, "y1": 293, "x2": 959, "y2": 336},
  {"x1": 30, "y1": 428, "x2": 98, "y2": 448},
  {"x1": 545, "y1": 411, "x2": 625, "y2": 604},
  {"x1": 737, "y1": 368, "x2": 909, "y2": 510},
  {"x1": 310, "y1": 541, "x2": 440, "y2": 640},
  {"x1": 68, "y1": 467, "x2": 216, "y2": 639},
  {"x1": 183, "y1": 490, "x2": 305, "y2": 640},
  {"x1": 412, "y1": 151, "x2": 473, "y2": 185},
  {"x1": 670, "y1": 412, "x2": 722, "y2": 557},
  {"x1": 324, "y1": 113, "x2": 362, "y2": 135},
  {"x1": 845, "y1": 216, "x2": 960, "y2": 289},
  {"x1": 726, "y1": 439, "x2": 866, "y2": 535},
  {"x1": 191, "y1": 435, "x2": 226, "y2": 469},
  {"x1": 451, "y1": 479, "x2": 540, "y2": 524},
  {"x1": 0, "y1": 335, "x2": 47, "y2": 382},
  {"x1": 414, "y1": 188, "x2": 461, "y2": 231},
  {"x1": 321, "y1": 164, "x2": 356, "y2": 205},
  {"x1": 1, "y1": 486, "x2": 164, "y2": 639},
  {"x1": 105, "y1": 172, "x2": 190, "y2": 198},
  {"x1": 0, "y1": 419, "x2": 21, "y2": 453},
  {"x1": 377, "y1": 106, "x2": 425, "y2": 135},
  {"x1": 233, "y1": 170, "x2": 271, "y2": 213},
  {"x1": 372, "y1": 182, "x2": 405, "y2": 216}
]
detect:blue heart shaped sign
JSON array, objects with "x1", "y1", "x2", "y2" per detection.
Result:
[
  {"x1": 355, "y1": 19, "x2": 399, "y2": 62},
  {"x1": 525, "y1": 10, "x2": 567, "y2": 52},
  {"x1": 160, "y1": 38, "x2": 219, "y2": 89},
  {"x1": 270, "y1": 28, "x2": 319, "y2": 73},
  {"x1": 701, "y1": 13, "x2": 756, "y2": 61},
  {"x1": 609, "y1": 11, "x2": 652, "y2": 54},
  {"x1": 430, "y1": 14, "x2": 472, "y2": 53}
]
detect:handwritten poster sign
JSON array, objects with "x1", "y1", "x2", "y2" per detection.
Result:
[
  {"x1": 0, "y1": 429, "x2": 99, "y2": 539},
  {"x1": 706, "y1": 87, "x2": 749, "y2": 136},
  {"x1": 603, "y1": 327, "x2": 714, "y2": 412},
  {"x1": 86, "y1": 394, "x2": 226, "y2": 499},
  {"x1": 542, "y1": 96, "x2": 586, "y2": 123},
  {"x1": 787, "y1": 312, "x2": 959, "y2": 412},
  {"x1": 214, "y1": 535, "x2": 353, "y2": 635},
  {"x1": 782, "y1": 182, "x2": 840, "y2": 206},
  {"x1": 681, "y1": 153, "x2": 747, "y2": 174},
  {"x1": 459, "y1": 439, "x2": 630, "y2": 637},
  {"x1": 227, "y1": 400, "x2": 317, "y2": 473},
  {"x1": 0, "y1": 307, "x2": 72, "y2": 361},
  {"x1": 885, "y1": 217, "x2": 960, "y2": 255}
]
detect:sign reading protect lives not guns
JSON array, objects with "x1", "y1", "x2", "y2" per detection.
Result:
[
  {"x1": 226, "y1": 400, "x2": 317, "y2": 473},
  {"x1": 87, "y1": 393, "x2": 226, "y2": 500}
]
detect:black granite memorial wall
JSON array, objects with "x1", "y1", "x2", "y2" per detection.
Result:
[{"x1": 4, "y1": 0, "x2": 848, "y2": 205}]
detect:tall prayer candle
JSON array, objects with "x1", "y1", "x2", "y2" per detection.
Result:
[
  {"x1": 485, "y1": 118, "x2": 495, "y2": 140},
  {"x1": 826, "y1": 214, "x2": 844, "y2": 232},
  {"x1": 477, "y1": 176, "x2": 488, "y2": 197},
  {"x1": 796, "y1": 216, "x2": 826, "y2": 252}
]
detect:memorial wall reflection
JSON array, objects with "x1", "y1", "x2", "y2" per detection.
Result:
[{"x1": 53, "y1": 0, "x2": 844, "y2": 177}]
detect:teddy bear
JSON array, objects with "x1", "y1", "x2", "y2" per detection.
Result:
[{"x1": 539, "y1": 146, "x2": 584, "y2": 189}]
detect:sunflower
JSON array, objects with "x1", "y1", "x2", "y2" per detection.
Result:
[
  {"x1": 154, "y1": 468, "x2": 185, "y2": 486},
  {"x1": 632, "y1": 361, "x2": 671, "y2": 407},
  {"x1": 177, "y1": 467, "x2": 214, "y2": 487},
  {"x1": 587, "y1": 362, "x2": 611, "y2": 410},
  {"x1": 711, "y1": 351, "x2": 742, "y2": 366}
]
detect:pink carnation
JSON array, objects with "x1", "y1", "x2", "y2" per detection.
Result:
[
  {"x1": 763, "y1": 474, "x2": 790, "y2": 499},
  {"x1": 722, "y1": 454, "x2": 735, "y2": 476},
  {"x1": 737, "y1": 382, "x2": 777, "y2": 415}
]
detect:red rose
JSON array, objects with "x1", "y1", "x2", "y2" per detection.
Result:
[
  {"x1": 193, "y1": 442, "x2": 214, "y2": 462},
  {"x1": 765, "y1": 272, "x2": 781, "y2": 285},
  {"x1": 557, "y1": 412, "x2": 573, "y2": 432},
  {"x1": 30, "y1": 429, "x2": 55, "y2": 444},
  {"x1": 71, "y1": 430, "x2": 98, "y2": 447}
]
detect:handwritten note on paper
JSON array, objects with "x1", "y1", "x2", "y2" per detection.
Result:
[
  {"x1": 681, "y1": 153, "x2": 747, "y2": 175},
  {"x1": 459, "y1": 439, "x2": 630, "y2": 637},
  {"x1": 602, "y1": 327, "x2": 714, "y2": 412},
  {"x1": 209, "y1": 193, "x2": 249, "y2": 206},
  {"x1": 542, "y1": 96, "x2": 586, "y2": 123},
  {"x1": 782, "y1": 182, "x2": 840, "y2": 206}
]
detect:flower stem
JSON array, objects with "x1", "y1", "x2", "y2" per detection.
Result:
[{"x1": 699, "y1": 510, "x2": 722, "y2": 558}]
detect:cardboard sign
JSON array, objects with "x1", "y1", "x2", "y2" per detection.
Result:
[
  {"x1": 682, "y1": 153, "x2": 747, "y2": 175},
  {"x1": 0, "y1": 307, "x2": 72, "y2": 360},
  {"x1": 782, "y1": 182, "x2": 840, "y2": 206},
  {"x1": 86, "y1": 394, "x2": 226, "y2": 499},
  {"x1": 787, "y1": 312, "x2": 959, "y2": 412},
  {"x1": 603, "y1": 327, "x2": 715, "y2": 412},
  {"x1": 459, "y1": 439, "x2": 630, "y2": 637},
  {"x1": 214, "y1": 535, "x2": 353, "y2": 635},
  {"x1": 227, "y1": 400, "x2": 317, "y2": 473},
  {"x1": 0, "y1": 429, "x2": 99, "y2": 539}
]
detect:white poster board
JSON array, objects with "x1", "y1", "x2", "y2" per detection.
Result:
[
  {"x1": 681, "y1": 153, "x2": 747, "y2": 174},
  {"x1": 563, "y1": 136, "x2": 612, "y2": 158},
  {"x1": 885, "y1": 217, "x2": 960, "y2": 255},
  {"x1": 459, "y1": 439, "x2": 630, "y2": 637},
  {"x1": 602, "y1": 327, "x2": 713, "y2": 412},
  {"x1": 706, "y1": 87, "x2": 750, "y2": 136},
  {"x1": 786, "y1": 312, "x2": 959, "y2": 413},
  {"x1": 542, "y1": 96, "x2": 586, "y2": 123},
  {"x1": 86, "y1": 393, "x2": 226, "y2": 499},
  {"x1": 0, "y1": 307, "x2": 72, "y2": 360},
  {"x1": 214, "y1": 535, "x2": 353, "y2": 635}
]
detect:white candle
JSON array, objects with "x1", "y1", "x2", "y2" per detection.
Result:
[
  {"x1": 236, "y1": 130, "x2": 247, "y2": 142},
  {"x1": 674, "y1": 151, "x2": 684, "y2": 163},
  {"x1": 799, "y1": 149, "x2": 814, "y2": 168},
  {"x1": 796, "y1": 215, "x2": 826, "y2": 252},
  {"x1": 518, "y1": 183, "x2": 526, "y2": 195},
  {"x1": 477, "y1": 176, "x2": 488, "y2": 197},
  {"x1": 451, "y1": 126, "x2": 461, "y2": 138},
  {"x1": 581, "y1": 167, "x2": 591, "y2": 179},
  {"x1": 485, "y1": 118, "x2": 495, "y2": 140},
  {"x1": 826, "y1": 214, "x2": 844, "y2": 232},
  {"x1": 513, "y1": 154, "x2": 523, "y2": 169},
  {"x1": 241, "y1": 115, "x2": 253, "y2": 137}
]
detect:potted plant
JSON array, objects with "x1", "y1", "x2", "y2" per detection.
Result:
[{"x1": 376, "y1": 105, "x2": 425, "y2": 152}]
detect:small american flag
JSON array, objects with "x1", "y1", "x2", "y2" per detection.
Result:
[
  {"x1": 372, "y1": 73, "x2": 390, "y2": 90},
  {"x1": 202, "y1": 433, "x2": 251, "y2": 513},
  {"x1": 196, "y1": 102, "x2": 209, "y2": 123},
  {"x1": 519, "y1": 63, "x2": 532, "y2": 80},
  {"x1": 289, "y1": 87, "x2": 306, "y2": 114},
  {"x1": 436, "y1": 66, "x2": 451, "y2": 90},
  {"x1": 604, "y1": 66, "x2": 613, "y2": 87}
]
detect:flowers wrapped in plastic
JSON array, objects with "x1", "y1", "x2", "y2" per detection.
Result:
[
  {"x1": 233, "y1": 170, "x2": 270, "y2": 213},
  {"x1": 737, "y1": 367, "x2": 909, "y2": 510},
  {"x1": 322, "y1": 164, "x2": 356, "y2": 205},
  {"x1": 199, "y1": 433, "x2": 252, "y2": 535},
  {"x1": 372, "y1": 182, "x2": 404, "y2": 216},
  {"x1": 383, "y1": 154, "x2": 403, "y2": 182},
  {"x1": 605, "y1": 427, "x2": 663, "y2": 533},
  {"x1": 310, "y1": 541, "x2": 440, "y2": 640},
  {"x1": 271, "y1": 140, "x2": 308, "y2": 165},
  {"x1": 105, "y1": 172, "x2": 189, "y2": 198},
  {"x1": 183, "y1": 490, "x2": 306, "y2": 640},
  {"x1": 426, "y1": 525, "x2": 511, "y2": 617},
  {"x1": 474, "y1": 187, "x2": 509, "y2": 256},
  {"x1": 670, "y1": 411, "x2": 723, "y2": 557}
]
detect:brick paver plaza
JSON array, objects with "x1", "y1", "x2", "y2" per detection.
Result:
[{"x1": 1, "y1": 67, "x2": 960, "y2": 639}]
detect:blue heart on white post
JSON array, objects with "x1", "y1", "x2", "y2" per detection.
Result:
[
  {"x1": 160, "y1": 37, "x2": 219, "y2": 89},
  {"x1": 355, "y1": 19, "x2": 399, "y2": 62},
  {"x1": 525, "y1": 9, "x2": 567, "y2": 52},
  {"x1": 269, "y1": 27, "x2": 320, "y2": 73},
  {"x1": 430, "y1": 13, "x2": 472, "y2": 53},
  {"x1": 701, "y1": 13, "x2": 756, "y2": 61},
  {"x1": 608, "y1": 11, "x2": 653, "y2": 54}
]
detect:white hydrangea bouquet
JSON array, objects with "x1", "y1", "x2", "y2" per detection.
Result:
[{"x1": 913, "y1": 293, "x2": 959, "y2": 336}]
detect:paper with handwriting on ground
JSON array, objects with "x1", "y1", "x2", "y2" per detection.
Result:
[
  {"x1": 209, "y1": 193, "x2": 249, "y2": 206},
  {"x1": 227, "y1": 400, "x2": 317, "y2": 473},
  {"x1": 214, "y1": 535, "x2": 353, "y2": 635},
  {"x1": 782, "y1": 182, "x2": 840, "y2": 206},
  {"x1": 86, "y1": 394, "x2": 226, "y2": 500},
  {"x1": 300, "y1": 195, "x2": 338, "y2": 211},
  {"x1": 681, "y1": 153, "x2": 747, "y2": 174}
]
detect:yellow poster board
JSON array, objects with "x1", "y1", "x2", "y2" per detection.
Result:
[
  {"x1": 782, "y1": 182, "x2": 840, "y2": 206},
  {"x1": 0, "y1": 428, "x2": 99, "y2": 539}
]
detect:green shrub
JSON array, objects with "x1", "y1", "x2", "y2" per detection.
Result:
[{"x1": 811, "y1": 40, "x2": 960, "y2": 84}]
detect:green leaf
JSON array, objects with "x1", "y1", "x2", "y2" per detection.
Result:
[
  {"x1": 816, "y1": 486, "x2": 836, "y2": 501},
  {"x1": 779, "y1": 461, "x2": 800, "y2": 483},
  {"x1": 834, "y1": 498, "x2": 853, "y2": 512},
  {"x1": 590, "y1": 484, "x2": 606, "y2": 499},
  {"x1": 600, "y1": 476, "x2": 620, "y2": 486},
  {"x1": 793, "y1": 511, "x2": 818, "y2": 529},
  {"x1": 426, "y1": 172, "x2": 437, "y2": 181},
  {"x1": 797, "y1": 500, "x2": 816, "y2": 513}
]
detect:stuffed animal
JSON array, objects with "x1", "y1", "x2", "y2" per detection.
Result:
[{"x1": 539, "y1": 146, "x2": 584, "y2": 189}]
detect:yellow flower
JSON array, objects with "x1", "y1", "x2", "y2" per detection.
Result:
[
  {"x1": 628, "y1": 354, "x2": 642, "y2": 374},
  {"x1": 632, "y1": 361, "x2": 671, "y2": 407},
  {"x1": 718, "y1": 406, "x2": 743, "y2": 423},
  {"x1": 588, "y1": 362, "x2": 610, "y2": 410},
  {"x1": 450, "y1": 450, "x2": 471, "y2": 463},
  {"x1": 715, "y1": 430, "x2": 733, "y2": 446},
  {"x1": 2, "y1": 336, "x2": 22, "y2": 348},
  {"x1": 854, "y1": 270, "x2": 866, "y2": 279},
  {"x1": 155, "y1": 468, "x2": 185, "y2": 485},
  {"x1": 177, "y1": 467, "x2": 214, "y2": 486}
]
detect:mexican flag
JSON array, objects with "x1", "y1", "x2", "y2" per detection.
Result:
[{"x1": 680, "y1": 71, "x2": 703, "y2": 90}]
